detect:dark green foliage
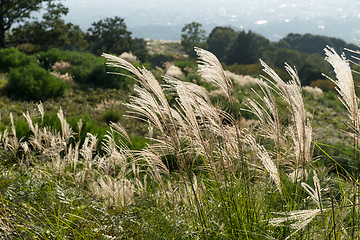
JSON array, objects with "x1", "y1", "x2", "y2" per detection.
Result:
[
  {"x1": 0, "y1": 0, "x2": 46, "y2": 48},
  {"x1": 149, "y1": 53, "x2": 175, "y2": 68},
  {"x1": 282, "y1": 33, "x2": 357, "y2": 57},
  {"x1": 86, "y1": 16, "x2": 136, "y2": 56},
  {"x1": 298, "y1": 64, "x2": 325, "y2": 86},
  {"x1": 134, "y1": 37, "x2": 149, "y2": 63},
  {"x1": 10, "y1": 2, "x2": 87, "y2": 52},
  {"x1": 6, "y1": 64, "x2": 67, "y2": 101},
  {"x1": 173, "y1": 59, "x2": 197, "y2": 72},
  {"x1": 101, "y1": 108, "x2": 122, "y2": 124},
  {"x1": 37, "y1": 48, "x2": 67, "y2": 70},
  {"x1": 263, "y1": 48, "x2": 329, "y2": 86},
  {"x1": 36, "y1": 49, "x2": 135, "y2": 89},
  {"x1": 0, "y1": 47, "x2": 36, "y2": 72},
  {"x1": 224, "y1": 30, "x2": 270, "y2": 65},
  {"x1": 181, "y1": 22, "x2": 208, "y2": 58},
  {"x1": 207, "y1": 26, "x2": 237, "y2": 61},
  {"x1": 70, "y1": 55, "x2": 134, "y2": 89}
]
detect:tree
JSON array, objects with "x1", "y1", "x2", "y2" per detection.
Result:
[
  {"x1": 85, "y1": 16, "x2": 136, "y2": 56},
  {"x1": 0, "y1": 0, "x2": 51, "y2": 48},
  {"x1": 281, "y1": 33, "x2": 357, "y2": 57},
  {"x1": 181, "y1": 22, "x2": 207, "y2": 57},
  {"x1": 207, "y1": 26, "x2": 237, "y2": 61},
  {"x1": 10, "y1": 2, "x2": 87, "y2": 52},
  {"x1": 224, "y1": 30, "x2": 269, "y2": 65}
]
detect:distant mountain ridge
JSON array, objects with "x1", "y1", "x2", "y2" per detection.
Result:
[
  {"x1": 129, "y1": 17, "x2": 359, "y2": 44},
  {"x1": 61, "y1": 0, "x2": 360, "y2": 44}
]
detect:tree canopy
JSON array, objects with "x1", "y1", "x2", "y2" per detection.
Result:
[
  {"x1": 224, "y1": 30, "x2": 270, "y2": 65},
  {"x1": 10, "y1": 2, "x2": 87, "y2": 52},
  {"x1": 281, "y1": 33, "x2": 357, "y2": 57},
  {"x1": 85, "y1": 16, "x2": 136, "y2": 56},
  {"x1": 207, "y1": 26, "x2": 237, "y2": 61},
  {"x1": 181, "y1": 22, "x2": 207, "y2": 57},
  {"x1": 0, "y1": 0, "x2": 48, "y2": 48}
]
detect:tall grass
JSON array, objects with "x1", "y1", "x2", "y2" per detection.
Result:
[{"x1": 0, "y1": 45, "x2": 360, "y2": 239}]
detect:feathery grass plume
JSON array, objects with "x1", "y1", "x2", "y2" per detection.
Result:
[
  {"x1": 0, "y1": 128, "x2": 9, "y2": 150},
  {"x1": 225, "y1": 70, "x2": 260, "y2": 87},
  {"x1": 80, "y1": 133, "x2": 97, "y2": 162},
  {"x1": 165, "y1": 75, "x2": 242, "y2": 170},
  {"x1": 257, "y1": 145, "x2": 283, "y2": 197},
  {"x1": 325, "y1": 45, "x2": 360, "y2": 239},
  {"x1": 101, "y1": 122, "x2": 132, "y2": 169},
  {"x1": 195, "y1": 47, "x2": 233, "y2": 100},
  {"x1": 95, "y1": 175, "x2": 133, "y2": 207},
  {"x1": 269, "y1": 209, "x2": 323, "y2": 240},
  {"x1": 119, "y1": 52, "x2": 139, "y2": 63},
  {"x1": 301, "y1": 170, "x2": 322, "y2": 208},
  {"x1": 125, "y1": 85, "x2": 166, "y2": 135},
  {"x1": 260, "y1": 60, "x2": 313, "y2": 171},
  {"x1": 166, "y1": 65, "x2": 183, "y2": 78},
  {"x1": 102, "y1": 53, "x2": 170, "y2": 116},
  {"x1": 135, "y1": 149, "x2": 169, "y2": 189},
  {"x1": 324, "y1": 46, "x2": 359, "y2": 132},
  {"x1": 57, "y1": 108, "x2": 73, "y2": 144},
  {"x1": 37, "y1": 102, "x2": 44, "y2": 124},
  {"x1": 244, "y1": 81, "x2": 282, "y2": 154},
  {"x1": 65, "y1": 141, "x2": 80, "y2": 171},
  {"x1": 7, "y1": 113, "x2": 23, "y2": 158},
  {"x1": 303, "y1": 86, "x2": 323, "y2": 98},
  {"x1": 164, "y1": 77, "x2": 208, "y2": 152},
  {"x1": 247, "y1": 134, "x2": 283, "y2": 197},
  {"x1": 77, "y1": 119, "x2": 83, "y2": 138}
]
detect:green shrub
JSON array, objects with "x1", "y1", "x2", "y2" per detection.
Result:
[
  {"x1": 148, "y1": 53, "x2": 175, "y2": 68},
  {"x1": 36, "y1": 49, "x2": 138, "y2": 89},
  {"x1": 70, "y1": 57, "x2": 133, "y2": 89},
  {"x1": 6, "y1": 64, "x2": 67, "y2": 101},
  {"x1": 173, "y1": 59, "x2": 197, "y2": 71},
  {"x1": 101, "y1": 108, "x2": 122, "y2": 124},
  {"x1": 37, "y1": 48, "x2": 66, "y2": 70},
  {"x1": 0, "y1": 47, "x2": 36, "y2": 73}
]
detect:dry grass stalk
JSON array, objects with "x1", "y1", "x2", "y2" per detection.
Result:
[
  {"x1": 51, "y1": 60, "x2": 72, "y2": 72},
  {"x1": 260, "y1": 60, "x2": 313, "y2": 171},
  {"x1": 324, "y1": 46, "x2": 359, "y2": 132},
  {"x1": 119, "y1": 52, "x2": 139, "y2": 63},
  {"x1": 195, "y1": 47, "x2": 233, "y2": 100}
]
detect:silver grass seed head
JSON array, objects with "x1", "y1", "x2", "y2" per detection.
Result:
[
  {"x1": 324, "y1": 46, "x2": 359, "y2": 130},
  {"x1": 195, "y1": 47, "x2": 233, "y2": 100}
]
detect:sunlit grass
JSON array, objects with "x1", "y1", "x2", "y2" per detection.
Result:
[{"x1": 0, "y1": 46, "x2": 360, "y2": 239}]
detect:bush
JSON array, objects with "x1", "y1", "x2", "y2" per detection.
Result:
[
  {"x1": 6, "y1": 64, "x2": 67, "y2": 101},
  {"x1": 101, "y1": 108, "x2": 122, "y2": 124},
  {"x1": 36, "y1": 49, "x2": 135, "y2": 89},
  {"x1": 37, "y1": 48, "x2": 66, "y2": 70},
  {"x1": 148, "y1": 53, "x2": 175, "y2": 68},
  {"x1": 70, "y1": 56, "x2": 134, "y2": 89},
  {"x1": 0, "y1": 47, "x2": 36, "y2": 73}
]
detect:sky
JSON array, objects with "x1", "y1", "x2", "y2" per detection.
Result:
[{"x1": 45, "y1": 0, "x2": 360, "y2": 42}]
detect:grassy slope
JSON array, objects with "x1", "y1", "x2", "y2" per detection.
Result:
[{"x1": 0, "y1": 44, "x2": 358, "y2": 239}]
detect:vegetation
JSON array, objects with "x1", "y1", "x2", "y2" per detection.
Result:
[
  {"x1": 6, "y1": 63, "x2": 67, "y2": 101},
  {"x1": 10, "y1": 1, "x2": 87, "y2": 52},
  {"x1": 86, "y1": 16, "x2": 135, "y2": 56},
  {"x1": 181, "y1": 22, "x2": 208, "y2": 57},
  {"x1": 2, "y1": 3, "x2": 360, "y2": 238},
  {"x1": 1, "y1": 44, "x2": 360, "y2": 239},
  {"x1": 0, "y1": 0, "x2": 48, "y2": 48}
]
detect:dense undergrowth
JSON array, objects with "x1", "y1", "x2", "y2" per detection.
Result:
[{"x1": 1, "y1": 45, "x2": 360, "y2": 239}]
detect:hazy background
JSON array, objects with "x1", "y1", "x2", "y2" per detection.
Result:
[{"x1": 60, "y1": 0, "x2": 360, "y2": 42}]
